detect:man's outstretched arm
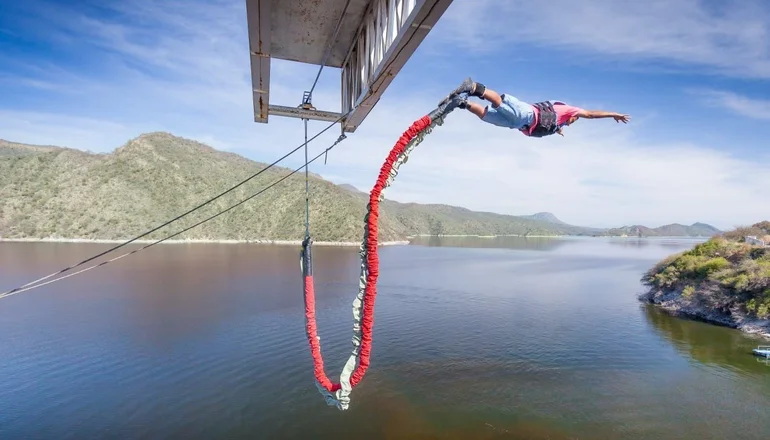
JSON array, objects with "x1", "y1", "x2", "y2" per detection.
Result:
[{"x1": 577, "y1": 109, "x2": 630, "y2": 123}]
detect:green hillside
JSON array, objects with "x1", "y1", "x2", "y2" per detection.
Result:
[
  {"x1": 0, "y1": 132, "x2": 613, "y2": 243},
  {"x1": 640, "y1": 222, "x2": 770, "y2": 337}
]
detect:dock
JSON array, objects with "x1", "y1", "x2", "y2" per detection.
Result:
[{"x1": 752, "y1": 346, "x2": 770, "y2": 358}]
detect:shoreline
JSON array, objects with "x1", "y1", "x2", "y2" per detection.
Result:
[
  {"x1": 0, "y1": 235, "x2": 713, "y2": 245},
  {"x1": 639, "y1": 288, "x2": 770, "y2": 340},
  {"x1": 0, "y1": 237, "x2": 411, "y2": 247},
  {"x1": 406, "y1": 234, "x2": 711, "y2": 239},
  {"x1": 406, "y1": 233, "x2": 565, "y2": 238}
]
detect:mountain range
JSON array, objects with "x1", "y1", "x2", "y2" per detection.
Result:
[{"x1": 0, "y1": 133, "x2": 722, "y2": 243}]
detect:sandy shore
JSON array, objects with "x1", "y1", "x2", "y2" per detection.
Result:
[
  {"x1": 0, "y1": 237, "x2": 411, "y2": 247},
  {"x1": 639, "y1": 288, "x2": 770, "y2": 340}
]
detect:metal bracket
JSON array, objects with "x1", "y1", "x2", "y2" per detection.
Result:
[
  {"x1": 301, "y1": 91, "x2": 314, "y2": 111},
  {"x1": 267, "y1": 90, "x2": 345, "y2": 123},
  {"x1": 267, "y1": 105, "x2": 343, "y2": 123}
]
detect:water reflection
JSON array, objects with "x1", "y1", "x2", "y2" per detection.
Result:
[
  {"x1": 409, "y1": 235, "x2": 569, "y2": 251},
  {"x1": 605, "y1": 237, "x2": 707, "y2": 250},
  {"x1": 642, "y1": 303, "x2": 770, "y2": 378},
  {"x1": 0, "y1": 242, "x2": 362, "y2": 350}
]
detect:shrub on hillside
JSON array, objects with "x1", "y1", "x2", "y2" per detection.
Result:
[
  {"x1": 721, "y1": 221, "x2": 770, "y2": 242},
  {"x1": 642, "y1": 222, "x2": 770, "y2": 319}
]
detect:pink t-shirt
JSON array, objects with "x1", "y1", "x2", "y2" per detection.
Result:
[{"x1": 522, "y1": 102, "x2": 584, "y2": 136}]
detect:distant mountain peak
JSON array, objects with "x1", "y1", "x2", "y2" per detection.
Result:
[
  {"x1": 521, "y1": 212, "x2": 567, "y2": 225},
  {"x1": 116, "y1": 132, "x2": 221, "y2": 159}
]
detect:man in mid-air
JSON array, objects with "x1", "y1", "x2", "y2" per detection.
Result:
[{"x1": 439, "y1": 77, "x2": 630, "y2": 137}]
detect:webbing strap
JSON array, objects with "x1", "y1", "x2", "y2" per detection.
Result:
[
  {"x1": 300, "y1": 104, "x2": 454, "y2": 410},
  {"x1": 532, "y1": 101, "x2": 557, "y2": 127},
  {"x1": 528, "y1": 101, "x2": 560, "y2": 137},
  {"x1": 303, "y1": 118, "x2": 311, "y2": 240}
]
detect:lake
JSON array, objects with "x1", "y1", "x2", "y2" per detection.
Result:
[{"x1": 1, "y1": 236, "x2": 768, "y2": 439}]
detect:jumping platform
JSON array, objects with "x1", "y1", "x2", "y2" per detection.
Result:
[{"x1": 245, "y1": 0, "x2": 454, "y2": 133}]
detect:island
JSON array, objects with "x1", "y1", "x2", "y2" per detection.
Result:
[{"x1": 639, "y1": 222, "x2": 770, "y2": 339}]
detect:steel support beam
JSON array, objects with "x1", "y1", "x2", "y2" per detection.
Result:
[
  {"x1": 246, "y1": 0, "x2": 272, "y2": 123},
  {"x1": 340, "y1": 0, "x2": 452, "y2": 132}
]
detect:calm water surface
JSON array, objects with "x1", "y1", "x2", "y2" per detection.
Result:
[{"x1": 1, "y1": 237, "x2": 768, "y2": 439}]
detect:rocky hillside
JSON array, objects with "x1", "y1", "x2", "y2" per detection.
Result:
[
  {"x1": 0, "y1": 132, "x2": 620, "y2": 243},
  {"x1": 640, "y1": 221, "x2": 770, "y2": 338}
]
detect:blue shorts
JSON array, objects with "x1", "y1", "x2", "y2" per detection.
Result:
[{"x1": 481, "y1": 93, "x2": 535, "y2": 130}]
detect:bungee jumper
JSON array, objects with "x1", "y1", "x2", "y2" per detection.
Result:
[{"x1": 438, "y1": 77, "x2": 631, "y2": 137}]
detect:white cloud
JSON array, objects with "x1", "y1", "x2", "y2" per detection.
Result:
[
  {"x1": 438, "y1": 0, "x2": 770, "y2": 79},
  {"x1": 689, "y1": 89, "x2": 770, "y2": 120},
  {"x1": 0, "y1": 110, "x2": 133, "y2": 151},
  {"x1": 317, "y1": 96, "x2": 770, "y2": 231},
  {"x1": 2, "y1": 0, "x2": 769, "y2": 231}
]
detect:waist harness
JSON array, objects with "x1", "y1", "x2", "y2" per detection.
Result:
[{"x1": 526, "y1": 101, "x2": 560, "y2": 138}]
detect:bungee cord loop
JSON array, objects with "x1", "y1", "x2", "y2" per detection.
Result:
[{"x1": 299, "y1": 97, "x2": 461, "y2": 410}]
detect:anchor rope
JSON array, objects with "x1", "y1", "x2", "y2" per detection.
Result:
[
  {"x1": 306, "y1": 0, "x2": 352, "y2": 102},
  {"x1": 304, "y1": 117, "x2": 311, "y2": 239}
]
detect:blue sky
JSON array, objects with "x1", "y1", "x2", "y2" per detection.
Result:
[{"x1": 1, "y1": 0, "x2": 769, "y2": 230}]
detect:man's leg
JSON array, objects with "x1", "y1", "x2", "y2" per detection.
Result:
[
  {"x1": 478, "y1": 86, "x2": 503, "y2": 108},
  {"x1": 468, "y1": 86, "x2": 503, "y2": 117},
  {"x1": 461, "y1": 86, "x2": 504, "y2": 120},
  {"x1": 437, "y1": 78, "x2": 532, "y2": 129},
  {"x1": 439, "y1": 77, "x2": 503, "y2": 108},
  {"x1": 466, "y1": 89, "x2": 535, "y2": 129}
]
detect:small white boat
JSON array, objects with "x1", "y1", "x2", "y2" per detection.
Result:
[{"x1": 752, "y1": 346, "x2": 770, "y2": 358}]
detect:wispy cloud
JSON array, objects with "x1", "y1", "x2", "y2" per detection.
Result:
[
  {"x1": 689, "y1": 89, "x2": 770, "y2": 120},
  {"x1": 0, "y1": 0, "x2": 343, "y2": 152},
  {"x1": 439, "y1": 0, "x2": 770, "y2": 79},
  {"x1": 0, "y1": 110, "x2": 133, "y2": 151}
]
